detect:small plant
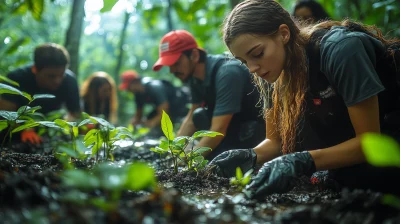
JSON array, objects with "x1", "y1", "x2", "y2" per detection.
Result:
[
  {"x1": 151, "y1": 110, "x2": 223, "y2": 174},
  {"x1": 60, "y1": 162, "x2": 157, "y2": 211},
  {"x1": 230, "y1": 167, "x2": 253, "y2": 190},
  {"x1": 82, "y1": 113, "x2": 136, "y2": 162},
  {"x1": 0, "y1": 82, "x2": 55, "y2": 147}
]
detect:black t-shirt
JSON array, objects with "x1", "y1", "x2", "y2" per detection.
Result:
[
  {"x1": 135, "y1": 78, "x2": 181, "y2": 109},
  {"x1": 2, "y1": 65, "x2": 81, "y2": 115}
]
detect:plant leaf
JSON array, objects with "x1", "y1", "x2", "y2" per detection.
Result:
[
  {"x1": 78, "y1": 118, "x2": 93, "y2": 127},
  {"x1": 0, "y1": 110, "x2": 18, "y2": 120},
  {"x1": 193, "y1": 147, "x2": 212, "y2": 155},
  {"x1": 72, "y1": 126, "x2": 79, "y2": 138},
  {"x1": 192, "y1": 130, "x2": 223, "y2": 139},
  {"x1": 150, "y1": 147, "x2": 168, "y2": 154},
  {"x1": 236, "y1": 167, "x2": 243, "y2": 180},
  {"x1": 173, "y1": 136, "x2": 189, "y2": 145},
  {"x1": 11, "y1": 121, "x2": 40, "y2": 133},
  {"x1": 89, "y1": 115, "x2": 113, "y2": 128},
  {"x1": 0, "y1": 75, "x2": 19, "y2": 86},
  {"x1": 100, "y1": 0, "x2": 118, "y2": 13},
  {"x1": 22, "y1": 92, "x2": 32, "y2": 101},
  {"x1": 125, "y1": 162, "x2": 156, "y2": 191},
  {"x1": 361, "y1": 133, "x2": 400, "y2": 168},
  {"x1": 161, "y1": 110, "x2": 174, "y2": 140},
  {"x1": 0, "y1": 120, "x2": 9, "y2": 132},
  {"x1": 37, "y1": 121, "x2": 63, "y2": 129},
  {"x1": 32, "y1": 94, "x2": 55, "y2": 100},
  {"x1": 0, "y1": 83, "x2": 24, "y2": 96}
]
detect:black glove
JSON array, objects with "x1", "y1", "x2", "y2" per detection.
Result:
[
  {"x1": 208, "y1": 148, "x2": 257, "y2": 178},
  {"x1": 247, "y1": 151, "x2": 316, "y2": 199}
]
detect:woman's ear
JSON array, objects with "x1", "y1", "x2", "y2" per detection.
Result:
[{"x1": 279, "y1": 24, "x2": 290, "y2": 44}]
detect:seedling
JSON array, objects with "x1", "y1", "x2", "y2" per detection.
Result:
[
  {"x1": 230, "y1": 167, "x2": 253, "y2": 190},
  {"x1": 0, "y1": 82, "x2": 55, "y2": 147},
  {"x1": 151, "y1": 110, "x2": 223, "y2": 174},
  {"x1": 82, "y1": 113, "x2": 136, "y2": 162},
  {"x1": 61, "y1": 162, "x2": 157, "y2": 211}
]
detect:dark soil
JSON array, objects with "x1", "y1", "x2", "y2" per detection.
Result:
[{"x1": 1, "y1": 140, "x2": 400, "y2": 223}]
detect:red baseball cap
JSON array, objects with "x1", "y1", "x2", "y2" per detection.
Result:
[
  {"x1": 152, "y1": 30, "x2": 200, "y2": 71},
  {"x1": 119, "y1": 70, "x2": 139, "y2": 90}
]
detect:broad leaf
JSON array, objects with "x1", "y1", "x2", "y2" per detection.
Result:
[
  {"x1": 84, "y1": 129, "x2": 98, "y2": 141},
  {"x1": 0, "y1": 110, "x2": 18, "y2": 120},
  {"x1": 57, "y1": 144, "x2": 80, "y2": 158},
  {"x1": 72, "y1": 126, "x2": 79, "y2": 138},
  {"x1": 173, "y1": 136, "x2": 189, "y2": 145},
  {"x1": 158, "y1": 139, "x2": 169, "y2": 150},
  {"x1": 11, "y1": 122, "x2": 40, "y2": 133},
  {"x1": 32, "y1": 94, "x2": 55, "y2": 100},
  {"x1": 78, "y1": 118, "x2": 93, "y2": 127},
  {"x1": 89, "y1": 115, "x2": 113, "y2": 128},
  {"x1": 161, "y1": 110, "x2": 174, "y2": 140},
  {"x1": 0, "y1": 75, "x2": 19, "y2": 86},
  {"x1": 100, "y1": 0, "x2": 118, "y2": 13},
  {"x1": 150, "y1": 147, "x2": 168, "y2": 154},
  {"x1": 125, "y1": 163, "x2": 156, "y2": 191},
  {"x1": 26, "y1": 0, "x2": 45, "y2": 20},
  {"x1": 4, "y1": 37, "x2": 30, "y2": 55},
  {"x1": 192, "y1": 130, "x2": 223, "y2": 139},
  {"x1": 0, "y1": 83, "x2": 23, "y2": 96},
  {"x1": 22, "y1": 92, "x2": 32, "y2": 101},
  {"x1": 236, "y1": 167, "x2": 243, "y2": 180},
  {"x1": 17, "y1": 106, "x2": 42, "y2": 115},
  {"x1": 91, "y1": 138, "x2": 104, "y2": 155},
  {"x1": 361, "y1": 133, "x2": 400, "y2": 167},
  {"x1": 62, "y1": 170, "x2": 100, "y2": 190},
  {"x1": 0, "y1": 120, "x2": 9, "y2": 132},
  {"x1": 193, "y1": 147, "x2": 212, "y2": 155}
]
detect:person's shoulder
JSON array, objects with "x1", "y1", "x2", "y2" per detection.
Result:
[
  {"x1": 7, "y1": 65, "x2": 32, "y2": 80},
  {"x1": 321, "y1": 26, "x2": 383, "y2": 49},
  {"x1": 64, "y1": 69, "x2": 77, "y2": 79}
]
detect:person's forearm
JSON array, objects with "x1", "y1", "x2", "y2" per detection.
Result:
[
  {"x1": 309, "y1": 136, "x2": 365, "y2": 171},
  {"x1": 177, "y1": 115, "x2": 196, "y2": 137},
  {"x1": 195, "y1": 135, "x2": 225, "y2": 157},
  {"x1": 253, "y1": 139, "x2": 282, "y2": 164}
]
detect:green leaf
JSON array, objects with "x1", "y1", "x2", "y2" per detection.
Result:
[
  {"x1": 22, "y1": 92, "x2": 32, "y2": 101},
  {"x1": 173, "y1": 136, "x2": 189, "y2": 145},
  {"x1": 0, "y1": 83, "x2": 24, "y2": 96},
  {"x1": 26, "y1": 0, "x2": 45, "y2": 20},
  {"x1": 17, "y1": 106, "x2": 42, "y2": 115},
  {"x1": 361, "y1": 133, "x2": 400, "y2": 167},
  {"x1": 84, "y1": 129, "x2": 98, "y2": 142},
  {"x1": 242, "y1": 175, "x2": 251, "y2": 185},
  {"x1": 192, "y1": 130, "x2": 223, "y2": 139},
  {"x1": 4, "y1": 37, "x2": 30, "y2": 55},
  {"x1": 193, "y1": 147, "x2": 212, "y2": 155},
  {"x1": 91, "y1": 138, "x2": 103, "y2": 155},
  {"x1": 0, "y1": 110, "x2": 18, "y2": 120},
  {"x1": 158, "y1": 139, "x2": 169, "y2": 150},
  {"x1": 37, "y1": 121, "x2": 63, "y2": 129},
  {"x1": 62, "y1": 170, "x2": 100, "y2": 190},
  {"x1": 72, "y1": 126, "x2": 79, "y2": 137},
  {"x1": 382, "y1": 194, "x2": 400, "y2": 209},
  {"x1": 57, "y1": 144, "x2": 80, "y2": 158},
  {"x1": 236, "y1": 167, "x2": 243, "y2": 180},
  {"x1": 32, "y1": 94, "x2": 55, "y2": 101},
  {"x1": 89, "y1": 115, "x2": 113, "y2": 128},
  {"x1": 100, "y1": 0, "x2": 118, "y2": 13},
  {"x1": 0, "y1": 120, "x2": 9, "y2": 132},
  {"x1": 161, "y1": 110, "x2": 174, "y2": 140},
  {"x1": 150, "y1": 147, "x2": 168, "y2": 154},
  {"x1": 11, "y1": 122, "x2": 40, "y2": 133},
  {"x1": 78, "y1": 118, "x2": 93, "y2": 127},
  {"x1": 0, "y1": 75, "x2": 19, "y2": 86},
  {"x1": 125, "y1": 163, "x2": 156, "y2": 191}
]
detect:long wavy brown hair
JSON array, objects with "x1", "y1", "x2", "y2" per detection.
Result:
[
  {"x1": 223, "y1": 0, "x2": 308, "y2": 154},
  {"x1": 223, "y1": 0, "x2": 398, "y2": 154},
  {"x1": 81, "y1": 71, "x2": 118, "y2": 124}
]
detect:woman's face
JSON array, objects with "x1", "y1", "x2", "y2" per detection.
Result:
[
  {"x1": 98, "y1": 83, "x2": 112, "y2": 101},
  {"x1": 229, "y1": 29, "x2": 287, "y2": 83},
  {"x1": 294, "y1": 7, "x2": 315, "y2": 23}
]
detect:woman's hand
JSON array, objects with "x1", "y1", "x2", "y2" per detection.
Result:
[
  {"x1": 247, "y1": 151, "x2": 316, "y2": 199},
  {"x1": 208, "y1": 148, "x2": 257, "y2": 177}
]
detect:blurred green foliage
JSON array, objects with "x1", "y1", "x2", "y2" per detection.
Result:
[{"x1": 1, "y1": 0, "x2": 399, "y2": 125}]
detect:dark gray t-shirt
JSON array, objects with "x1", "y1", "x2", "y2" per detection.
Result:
[
  {"x1": 135, "y1": 79, "x2": 172, "y2": 109},
  {"x1": 190, "y1": 54, "x2": 248, "y2": 116},
  {"x1": 320, "y1": 26, "x2": 385, "y2": 106}
]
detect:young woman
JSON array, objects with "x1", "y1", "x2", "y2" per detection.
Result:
[
  {"x1": 81, "y1": 71, "x2": 118, "y2": 124},
  {"x1": 210, "y1": 0, "x2": 400, "y2": 198}
]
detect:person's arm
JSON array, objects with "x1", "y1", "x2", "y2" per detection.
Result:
[
  {"x1": 253, "y1": 109, "x2": 282, "y2": 164},
  {"x1": 177, "y1": 104, "x2": 200, "y2": 137},
  {"x1": 195, "y1": 114, "x2": 232, "y2": 156},
  {"x1": 145, "y1": 102, "x2": 169, "y2": 128},
  {"x1": 0, "y1": 97, "x2": 18, "y2": 111},
  {"x1": 132, "y1": 107, "x2": 143, "y2": 125},
  {"x1": 310, "y1": 95, "x2": 379, "y2": 170}
]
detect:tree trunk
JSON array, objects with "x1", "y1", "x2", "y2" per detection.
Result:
[
  {"x1": 114, "y1": 11, "x2": 131, "y2": 86},
  {"x1": 230, "y1": 0, "x2": 241, "y2": 9},
  {"x1": 166, "y1": 0, "x2": 173, "y2": 31},
  {"x1": 65, "y1": 0, "x2": 85, "y2": 77}
]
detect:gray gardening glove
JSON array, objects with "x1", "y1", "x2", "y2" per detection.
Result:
[{"x1": 208, "y1": 148, "x2": 257, "y2": 178}]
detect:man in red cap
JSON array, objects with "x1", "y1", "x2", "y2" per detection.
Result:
[
  {"x1": 152, "y1": 30, "x2": 266, "y2": 160},
  {"x1": 119, "y1": 70, "x2": 189, "y2": 137}
]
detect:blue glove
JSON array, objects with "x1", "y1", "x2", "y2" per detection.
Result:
[
  {"x1": 208, "y1": 148, "x2": 257, "y2": 178},
  {"x1": 247, "y1": 151, "x2": 316, "y2": 199}
]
